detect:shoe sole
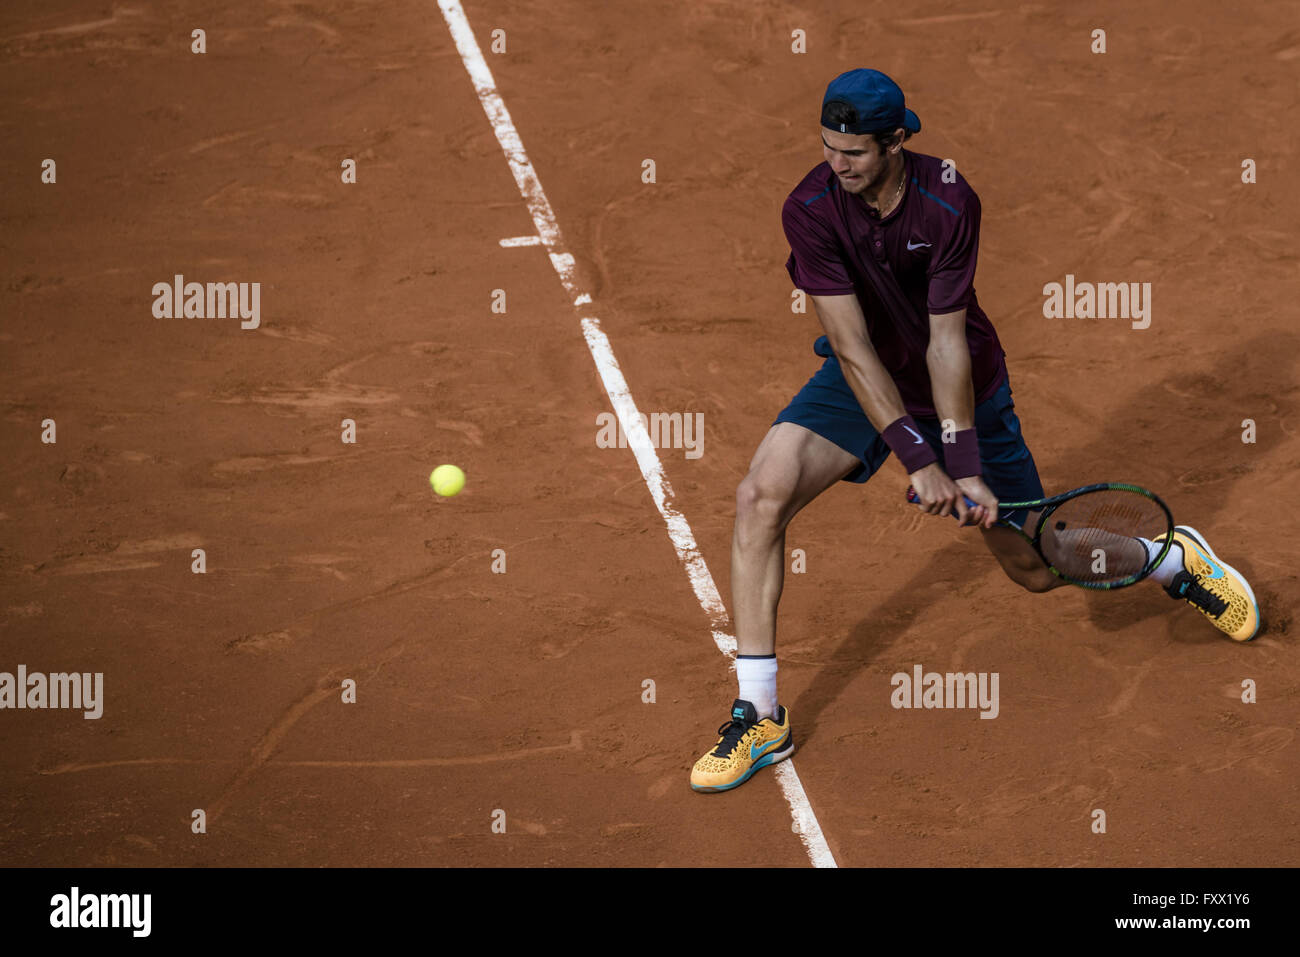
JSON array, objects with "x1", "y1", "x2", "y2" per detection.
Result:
[
  {"x1": 690, "y1": 736, "x2": 795, "y2": 793},
  {"x1": 1175, "y1": 525, "x2": 1261, "y2": 641}
]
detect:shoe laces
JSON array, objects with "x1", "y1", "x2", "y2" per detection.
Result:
[
  {"x1": 1169, "y1": 571, "x2": 1229, "y2": 617},
  {"x1": 712, "y1": 717, "x2": 755, "y2": 759}
]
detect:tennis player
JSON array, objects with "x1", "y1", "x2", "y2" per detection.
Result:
[{"x1": 690, "y1": 68, "x2": 1260, "y2": 793}]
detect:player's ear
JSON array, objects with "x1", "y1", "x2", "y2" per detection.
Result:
[{"x1": 888, "y1": 128, "x2": 906, "y2": 153}]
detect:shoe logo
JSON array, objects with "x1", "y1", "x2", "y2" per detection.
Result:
[
  {"x1": 902, "y1": 424, "x2": 925, "y2": 445},
  {"x1": 907, "y1": 240, "x2": 932, "y2": 250},
  {"x1": 749, "y1": 729, "x2": 787, "y2": 762},
  {"x1": 1190, "y1": 542, "x2": 1225, "y2": 580}
]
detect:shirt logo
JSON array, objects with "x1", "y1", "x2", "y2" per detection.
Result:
[{"x1": 907, "y1": 240, "x2": 932, "y2": 250}]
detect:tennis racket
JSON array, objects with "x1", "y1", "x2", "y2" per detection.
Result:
[{"x1": 905, "y1": 482, "x2": 1175, "y2": 590}]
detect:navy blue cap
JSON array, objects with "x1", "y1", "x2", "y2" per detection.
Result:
[{"x1": 821, "y1": 69, "x2": 921, "y2": 135}]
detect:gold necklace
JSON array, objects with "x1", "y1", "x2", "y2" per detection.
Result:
[
  {"x1": 883, "y1": 164, "x2": 905, "y2": 213},
  {"x1": 868, "y1": 164, "x2": 905, "y2": 216}
]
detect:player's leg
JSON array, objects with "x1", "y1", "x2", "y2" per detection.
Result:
[
  {"x1": 980, "y1": 517, "x2": 1062, "y2": 593},
  {"x1": 691, "y1": 423, "x2": 857, "y2": 794},
  {"x1": 731, "y1": 421, "x2": 860, "y2": 660},
  {"x1": 692, "y1": 339, "x2": 881, "y2": 793},
  {"x1": 986, "y1": 515, "x2": 1260, "y2": 638},
  {"x1": 965, "y1": 380, "x2": 1259, "y2": 637}
]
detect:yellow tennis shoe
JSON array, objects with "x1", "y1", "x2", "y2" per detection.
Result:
[
  {"x1": 691, "y1": 699, "x2": 793, "y2": 793},
  {"x1": 1158, "y1": 526, "x2": 1260, "y2": 641}
]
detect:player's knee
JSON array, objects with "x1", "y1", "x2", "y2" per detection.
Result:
[
  {"x1": 1017, "y1": 575, "x2": 1058, "y2": 594},
  {"x1": 1005, "y1": 562, "x2": 1059, "y2": 594},
  {"x1": 735, "y1": 471, "x2": 795, "y2": 532}
]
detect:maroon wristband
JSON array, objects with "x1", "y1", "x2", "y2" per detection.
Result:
[
  {"x1": 882, "y1": 415, "x2": 938, "y2": 474},
  {"x1": 943, "y1": 428, "x2": 982, "y2": 479}
]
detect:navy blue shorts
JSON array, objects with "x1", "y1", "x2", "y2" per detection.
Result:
[{"x1": 773, "y1": 337, "x2": 1044, "y2": 528}]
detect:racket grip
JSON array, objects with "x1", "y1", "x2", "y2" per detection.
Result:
[{"x1": 905, "y1": 485, "x2": 979, "y2": 520}]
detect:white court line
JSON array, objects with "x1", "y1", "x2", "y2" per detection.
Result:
[
  {"x1": 499, "y1": 235, "x2": 542, "y2": 247},
  {"x1": 436, "y1": 0, "x2": 837, "y2": 869}
]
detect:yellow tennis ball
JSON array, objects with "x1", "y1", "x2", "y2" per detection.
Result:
[{"x1": 430, "y1": 464, "x2": 465, "y2": 497}]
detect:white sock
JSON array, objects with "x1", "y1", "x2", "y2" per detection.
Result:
[
  {"x1": 736, "y1": 654, "x2": 778, "y2": 720},
  {"x1": 1141, "y1": 538, "x2": 1185, "y2": 587}
]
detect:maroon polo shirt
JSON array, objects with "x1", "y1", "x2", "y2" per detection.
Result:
[{"x1": 782, "y1": 149, "x2": 1007, "y2": 418}]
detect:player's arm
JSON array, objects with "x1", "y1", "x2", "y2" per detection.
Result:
[
  {"x1": 810, "y1": 294, "x2": 907, "y2": 425},
  {"x1": 810, "y1": 294, "x2": 971, "y2": 521},
  {"x1": 926, "y1": 308, "x2": 996, "y2": 527},
  {"x1": 926, "y1": 308, "x2": 975, "y2": 433}
]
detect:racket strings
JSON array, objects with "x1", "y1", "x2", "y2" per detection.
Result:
[{"x1": 1038, "y1": 491, "x2": 1171, "y2": 586}]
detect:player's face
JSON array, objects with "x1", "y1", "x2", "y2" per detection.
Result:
[{"x1": 821, "y1": 127, "x2": 888, "y2": 194}]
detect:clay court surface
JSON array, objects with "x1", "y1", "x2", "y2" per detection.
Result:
[{"x1": 2, "y1": 0, "x2": 1298, "y2": 868}]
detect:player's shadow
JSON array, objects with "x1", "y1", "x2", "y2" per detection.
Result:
[{"x1": 791, "y1": 330, "x2": 1296, "y2": 748}]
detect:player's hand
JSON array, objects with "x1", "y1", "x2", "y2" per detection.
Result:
[
  {"x1": 908, "y1": 463, "x2": 973, "y2": 524},
  {"x1": 955, "y1": 475, "x2": 999, "y2": 529}
]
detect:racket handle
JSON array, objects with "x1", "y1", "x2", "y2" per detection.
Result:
[{"x1": 905, "y1": 485, "x2": 979, "y2": 520}]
